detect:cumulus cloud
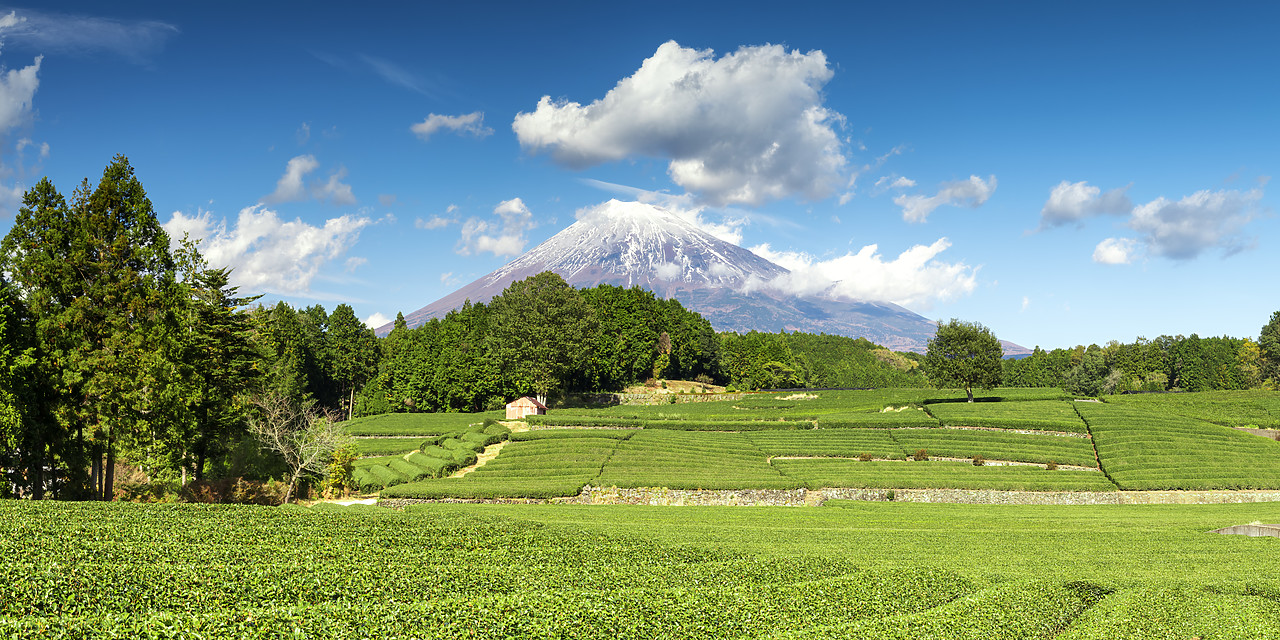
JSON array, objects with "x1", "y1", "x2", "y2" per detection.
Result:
[
  {"x1": 313, "y1": 166, "x2": 356, "y2": 205},
  {"x1": 1127, "y1": 188, "x2": 1261, "y2": 260},
  {"x1": 1092, "y1": 237, "x2": 1137, "y2": 265},
  {"x1": 264, "y1": 155, "x2": 318, "y2": 203},
  {"x1": 263, "y1": 155, "x2": 356, "y2": 205},
  {"x1": 513, "y1": 40, "x2": 848, "y2": 207},
  {"x1": 893, "y1": 175, "x2": 997, "y2": 223},
  {"x1": 363, "y1": 312, "x2": 391, "y2": 330},
  {"x1": 457, "y1": 198, "x2": 536, "y2": 257},
  {"x1": 0, "y1": 53, "x2": 40, "y2": 132},
  {"x1": 750, "y1": 238, "x2": 978, "y2": 309},
  {"x1": 163, "y1": 205, "x2": 372, "y2": 295},
  {"x1": 411, "y1": 112, "x2": 493, "y2": 141},
  {"x1": 1037, "y1": 180, "x2": 1131, "y2": 230}
]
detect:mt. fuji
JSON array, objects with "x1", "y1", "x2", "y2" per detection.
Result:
[{"x1": 388, "y1": 201, "x2": 1015, "y2": 354}]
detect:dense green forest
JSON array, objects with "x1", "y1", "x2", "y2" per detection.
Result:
[
  {"x1": 1003, "y1": 333, "x2": 1273, "y2": 396},
  {"x1": 1, "y1": 157, "x2": 1278, "y2": 499}
]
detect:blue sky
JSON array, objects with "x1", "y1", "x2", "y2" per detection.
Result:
[{"x1": 0, "y1": 1, "x2": 1276, "y2": 351}]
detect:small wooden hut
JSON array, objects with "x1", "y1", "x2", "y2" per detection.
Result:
[{"x1": 505, "y1": 396, "x2": 547, "y2": 420}]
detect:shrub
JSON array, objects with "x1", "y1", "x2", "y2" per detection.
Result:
[
  {"x1": 914, "y1": 449, "x2": 929, "y2": 461},
  {"x1": 178, "y1": 478, "x2": 286, "y2": 505},
  {"x1": 858, "y1": 453, "x2": 874, "y2": 462},
  {"x1": 321, "y1": 445, "x2": 358, "y2": 498},
  {"x1": 972, "y1": 455, "x2": 985, "y2": 467},
  {"x1": 1046, "y1": 461, "x2": 1059, "y2": 471}
]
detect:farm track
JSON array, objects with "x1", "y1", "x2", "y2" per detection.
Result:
[
  {"x1": 450, "y1": 441, "x2": 507, "y2": 478},
  {"x1": 921, "y1": 424, "x2": 1091, "y2": 438}
]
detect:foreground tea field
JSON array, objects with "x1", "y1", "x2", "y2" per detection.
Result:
[{"x1": 3, "y1": 501, "x2": 1278, "y2": 638}]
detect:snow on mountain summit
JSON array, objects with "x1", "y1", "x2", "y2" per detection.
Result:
[{"x1": 485, "y1": 199, "x2": 787, "y2": 294}]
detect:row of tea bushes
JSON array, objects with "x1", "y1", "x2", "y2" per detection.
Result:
[
  {"x1": 1077, "y1": 402, "x2": 1280, "y2": 490},
  {"x1": 892, "y1": 429, "x2": 1098, "y2": 468},
  {"x1": 380, "y1": 435, "x2": 625, "y2": 499},
  {"x1": 352, "y1": 423, "x2": 509, "y2": 490},
  {"x1": 925, "y1": 400, "x2": 1090, "y2": 433},
  {"x1": 594, "y1": 430, "x2": 805, "y2": 491}
]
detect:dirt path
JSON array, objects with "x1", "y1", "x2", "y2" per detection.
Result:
[{"x1": 450, "y1": 441, "x2": 507, "y2": 478}]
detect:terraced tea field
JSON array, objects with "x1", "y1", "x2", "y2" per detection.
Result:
[{"x1": 350, "y1": 389, "x2": 1280, "y2": 498}]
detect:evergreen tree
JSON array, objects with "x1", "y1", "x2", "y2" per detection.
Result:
[{"x1": 0, "y1": 157, "x2": 178, "y2": 499}]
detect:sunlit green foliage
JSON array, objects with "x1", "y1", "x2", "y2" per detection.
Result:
[
  {"x1": 1103, "y1": 390, "x2": 1280, "y2": 429},
  {"x1": 1077, "y1": 402, "x2": 1280, "y2": 490},
  {"x1": 891, "y1": 429, "x2": 1097, "y2": 468},
  {"x1": 748, "y1": 430, "x2": 906, "y2": 459},
  {"x1": 925, "y1": 400, "x2": 1089, "y2": 433},
  {"x1": 595, "y1": 430, "x2": 802, "y2": 490},
  {"x1": 382, "y1": 435, "x2": 623, "y2": 499}
]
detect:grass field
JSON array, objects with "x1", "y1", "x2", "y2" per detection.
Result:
[{"x1": 7, "y1": 500, "x2": 1277, "y2": 638}]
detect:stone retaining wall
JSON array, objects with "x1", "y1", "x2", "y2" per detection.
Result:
[{"x1": 1235, "y1": 427, "x2": 1280, "y2": 441}]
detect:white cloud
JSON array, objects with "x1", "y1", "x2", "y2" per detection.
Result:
[
  {"x1": 0, "y1": 9, "x2": 177, "y2": 64},
  {"x1": 163, "y1": 205, "x2": 372, "y2": 295},
  {"x1": 457, "y1": 197, "x2": 536, "y2": 257},
  {"x1": 1037, "y1": 180, "x2": 1131, "y2": 229},
  {"x1": 654, "y1": 262, "x2": 682, "y2": 280},
  {"x1": 363, "y1": 312, "x2": 391, "y2": 330},
  {"x1": 411, "y1": 112, "x2": 493, "y2": 141},
  {"x1": 874, "y1": 175, "x2": 916, "y2": 191},
  {"x1": 263, "y1": 155, "x2": 355, "y2": 205},
  {"x1": 344, "y1": 256, "x2": 367, "y2": 271},
  {"x1": 264, "y1": 154, "x2": 318, "y2": 203},
  {"x1": 416, "y1": 215, "x2": 456, "y2": 230},
  {"x1": 313, "y1": 166, "x2": 356, "y2": 205},
  {"x1": 0, "y1": 181, "x2": 22, "y2": 217},
  {"x1": 750, "y1": 238, "x2": 978, "y2": 309},
  {"x1": 378, "y1": 193, "x2": 396, "y2": 207},
  {"x1": 1127, "y1": 188, "x2": 1261, "y2": 259},
  {"x1": 295, "y1": 122, "x2": 310, "y2": 145},
  {"x1": 15, "y1": 137, "x2": 48, "y2": 159},
  {"x1": 893, "y1": 175, "x2": 997, "y2": 223},
  {"x1": 1021, "y1": 296, "x2": 1030, "y2": 312},
  {"x1": 514, "y1": 40, "x2": 848, "y2": 207},
  {"x1": 1092, "y1": 237, "x2": 1137, "y2": 265},
  {"x1": 0, "y1": 53, "x2": 40, "y2": 132}
]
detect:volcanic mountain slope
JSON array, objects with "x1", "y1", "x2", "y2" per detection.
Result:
[{"x1": 390, "y1": 200, "x2": 1025, "y2": 355}]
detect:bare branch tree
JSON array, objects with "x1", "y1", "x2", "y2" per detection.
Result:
[{"x1": 247, "y1": 392, "x2": 351, "y2": 503}]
